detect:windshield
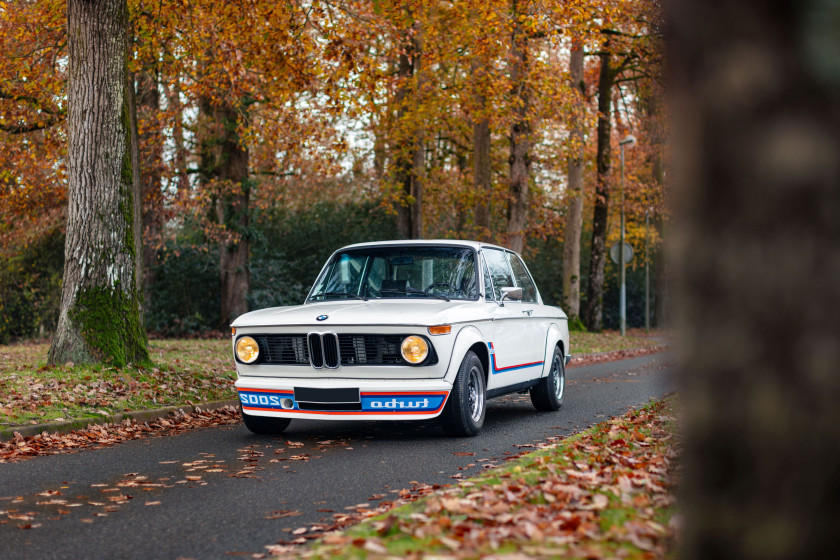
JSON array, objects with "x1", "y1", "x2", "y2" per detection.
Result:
[{"x1": 308, "y1": 246, "x2": 479, "y2": 302}]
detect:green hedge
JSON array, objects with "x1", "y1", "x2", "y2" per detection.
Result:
[{"x1": 0, "y1": 228, "x2": 63, "y2": 343}]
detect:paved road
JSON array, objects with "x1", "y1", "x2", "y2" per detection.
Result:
[{"x1": 0, "y1": 353, "x2": 675, "y2": 559}]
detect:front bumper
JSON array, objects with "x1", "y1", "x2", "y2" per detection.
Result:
[{"x1": 235, "y1": 376, "x2": 452, "y2": 421}]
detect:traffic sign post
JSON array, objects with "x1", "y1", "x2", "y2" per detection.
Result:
[{"x1": 618, "y1": 135, "x2": 636, "y2": 336}]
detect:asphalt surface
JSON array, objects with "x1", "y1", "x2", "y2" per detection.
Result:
[{"x1": 0, "y1": 353, "x2": 675, "y2": 559}]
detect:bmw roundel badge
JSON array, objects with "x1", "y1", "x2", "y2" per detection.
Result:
[{"x1": 316, "y1": 315, "x2": 329, "y2": 321}]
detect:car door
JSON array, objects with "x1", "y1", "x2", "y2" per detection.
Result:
[
  {"x1": 507, "y1": 252, "x2": 550, "y2": 379},
  {"x1": 480, "y1": 248, "x2": 545, "y2": 391}
]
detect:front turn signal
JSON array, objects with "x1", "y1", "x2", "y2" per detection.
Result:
[{"x1": 428, "y1": 325, "x2": 451, "y2": 335}]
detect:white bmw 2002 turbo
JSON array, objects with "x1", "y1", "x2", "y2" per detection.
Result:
[{"x1": 231, "y1": 240, "x2": 570, "y2": 437}]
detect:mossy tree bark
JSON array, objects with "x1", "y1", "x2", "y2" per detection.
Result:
[
  {"x1": 48, "y1": 0, "x2": 148, "y2": 367},
  {"x1": 672, "y1": 0, "x2": 840, "y2": 558},
  {"x1": 506, "y1": 0, "x2": 530, "y2": 255}
]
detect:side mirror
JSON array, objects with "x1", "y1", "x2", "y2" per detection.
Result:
[{"x1": 500, "y1": 287, "x2": 522, "y2": 305}]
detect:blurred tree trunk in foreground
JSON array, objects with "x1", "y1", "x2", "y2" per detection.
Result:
[
  {"x1": 49, "y1": 0, "x2": 148, "y2": 366},
  {"x1": 671, "y1": 1, "x2": 840, "y2": 558}
]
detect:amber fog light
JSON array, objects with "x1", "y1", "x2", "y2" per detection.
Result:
[
  {"x1": 235, "y1": 336, "x2": 260, "y2": 364},
  {"x1": 400, "y1": 335, "x2": 429, "y2": 364}
]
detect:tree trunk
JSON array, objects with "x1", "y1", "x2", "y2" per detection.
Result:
[
  {"x1": 506, "y1": 0, "x2": 530, "y2": 254},
  {"x1": 653, "y1": 214, "x2": 668, "y2": 327},
  {"x1": 198, "y1": 98, "x2": 250, "y2": 327},
  {"x1": 562, "y1": 38, "x2": 585, "y2": 319},
  {"x1": 410, "y1": 24, "x2": 426, "y2": 240},
  {"x1": 472, "y1": 58, "x2": 492, "y2": 240},
  {"x1": 136, "y1": 67, "x2": 162, "y2": 304},
  {"x1": 394, "y1": 23, "x2": 423, "y2": 239},
  {"x1": 411, "y1": 129, "x2": 425, "y2": 239},
  {"x1": 583, "y1": 50, "x2": 614, "y2": 332},
  {"x1": 127, "y1": 68, "x2": 142, "y2": 314},
  {"x1": 644, "y1": 88, "x2": 668, "y2": 329},
  {"x1": 672, "y1": 1, "x2": 840, "y2": 558},
  {"x1": 164, "y1": 74, "x2": 191, "y2": 201},
  {"x1": 373, "y1": 129, "x2": 386, "y2": 183},
  {"x1": 49, "y1": 0, "x2": 148, "y2": 367}
]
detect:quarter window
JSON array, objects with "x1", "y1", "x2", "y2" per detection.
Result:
[
  {"x1": 482, "y1": 249, "x2": 514, "y2": 301},
  {"x1": 509, "y1": 253, "x2": 538, "y2": 303}
]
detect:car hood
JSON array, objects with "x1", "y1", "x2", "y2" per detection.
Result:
[{"x1": 231, "y1": 299, "x2": 483, "y2": 328}]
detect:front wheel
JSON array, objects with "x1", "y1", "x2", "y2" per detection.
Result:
[
  {"x1": 530, "y1": 346, "x2": 565, "y2": 411},
  {"x1": 241, "y1": 409, "x2": 292, "y2": 435},
  {"x1": 440, "y1": 351, "x2": 486, "y2": 437}
]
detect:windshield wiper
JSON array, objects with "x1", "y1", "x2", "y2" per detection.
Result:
[
  {"x1": 379, "y1": 287, "x2": 449, "y2": 301},
  {"x1": 310, "y1": 291, "x2": 366, "y2": 301}
]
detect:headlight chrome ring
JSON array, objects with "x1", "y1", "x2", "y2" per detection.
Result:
[
  {"x1": 235, "y1": 336, "x2": 260, "y2": 364},
  {"x1": 400, "y1": 335, "x2": 429, "y2": 364}
]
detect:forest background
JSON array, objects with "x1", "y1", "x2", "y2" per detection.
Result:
[{"x1": 0, "y1": 0, "x2": 665, "y2": 343}]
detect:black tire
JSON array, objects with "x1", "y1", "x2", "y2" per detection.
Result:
[
  {"x1": 440, "y1": 350, "x2": 486, "y2": 437},
  {"x1": 530, "y1": 346, "x2": 565, "y2": 411},
  {"x1": 241, "y1": 409, "x2": 292, "y2": 435}
]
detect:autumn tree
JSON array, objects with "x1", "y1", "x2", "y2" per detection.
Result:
[
  {"x1": 48, "y1": 0, "x2": 148, "y2": 366},
  {"x1": 561, "y1": 37, "x2": 586, "y2": 320},
  {"x1": 582, "y1": 47, "x2": 616, "y2": 332},
  {"x1": 582, "y1": 4, "x2": 659, "y2": 331},
  {"x1": 393, "y1": 8, "x2": 426, "y2": 239},
  {"x1": 0, "y1": 0, "x2": 669, "y2": 338},
  {"x1": 0, "y1": 0, "x2": 67, "y2": 253}
]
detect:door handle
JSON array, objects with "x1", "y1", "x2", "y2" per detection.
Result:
[{"x1": 522, "y1": 309, "x2": 533, "y2": 316}]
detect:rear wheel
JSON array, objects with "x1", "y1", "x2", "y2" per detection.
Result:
[
  {"x1": 241, "y1": 409, "x2": 292, "y2": 435},
  {"x1": 530, "y1": 346, "x2": 565, "y2": 411},
  {"x1": 440, "y1": 351, "x2": 486, "y2": 437}
]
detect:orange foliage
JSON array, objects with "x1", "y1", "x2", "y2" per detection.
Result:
[{"x1": 0, "y1": 0, "x2": 665, "y2": 257}]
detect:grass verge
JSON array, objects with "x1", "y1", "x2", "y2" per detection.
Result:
[
  {"x1": 268, "y1": 397, "x2": 679, "y2": 559},
  {"x1": 0, "y1": 339, "x2": 234, "y2": 426},
  {"x1": 571, "y1": 328, "x2": 664, "y2": 356},
  {"x1": 0, "y1": 331, "x2": 668, "y2": 428}
]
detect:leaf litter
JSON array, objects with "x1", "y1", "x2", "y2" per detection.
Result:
[{"x1": 265, "y1": 398, "x2": 679, "y2": 559}]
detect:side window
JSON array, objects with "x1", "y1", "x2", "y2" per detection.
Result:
[
  {"x1": 482, "y1": 249, "x2": 514, "y2": 301},
  {"x1": 509, "y1": 253, "x2": 538, "y2": 303}
]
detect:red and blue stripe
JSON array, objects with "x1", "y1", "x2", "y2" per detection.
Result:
[{"x1": 487, "y1": 342, "x2": 544, "y2": 374}]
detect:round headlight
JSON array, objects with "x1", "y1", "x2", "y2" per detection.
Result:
[
  {"x1": 400, "y1": 335, "x2": 429, "y2": 364},
  {"x1": 235, "y1": 336, "x2": 260, "y2": 364}
]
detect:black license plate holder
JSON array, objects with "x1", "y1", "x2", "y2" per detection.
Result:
[{"x1": 293, "y1": 387, "x2": 360, "y2": 404}]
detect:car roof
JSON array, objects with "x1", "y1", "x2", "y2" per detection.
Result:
[{"x1": 338, "y1": 239, "x2": 515, "y2": 253}]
